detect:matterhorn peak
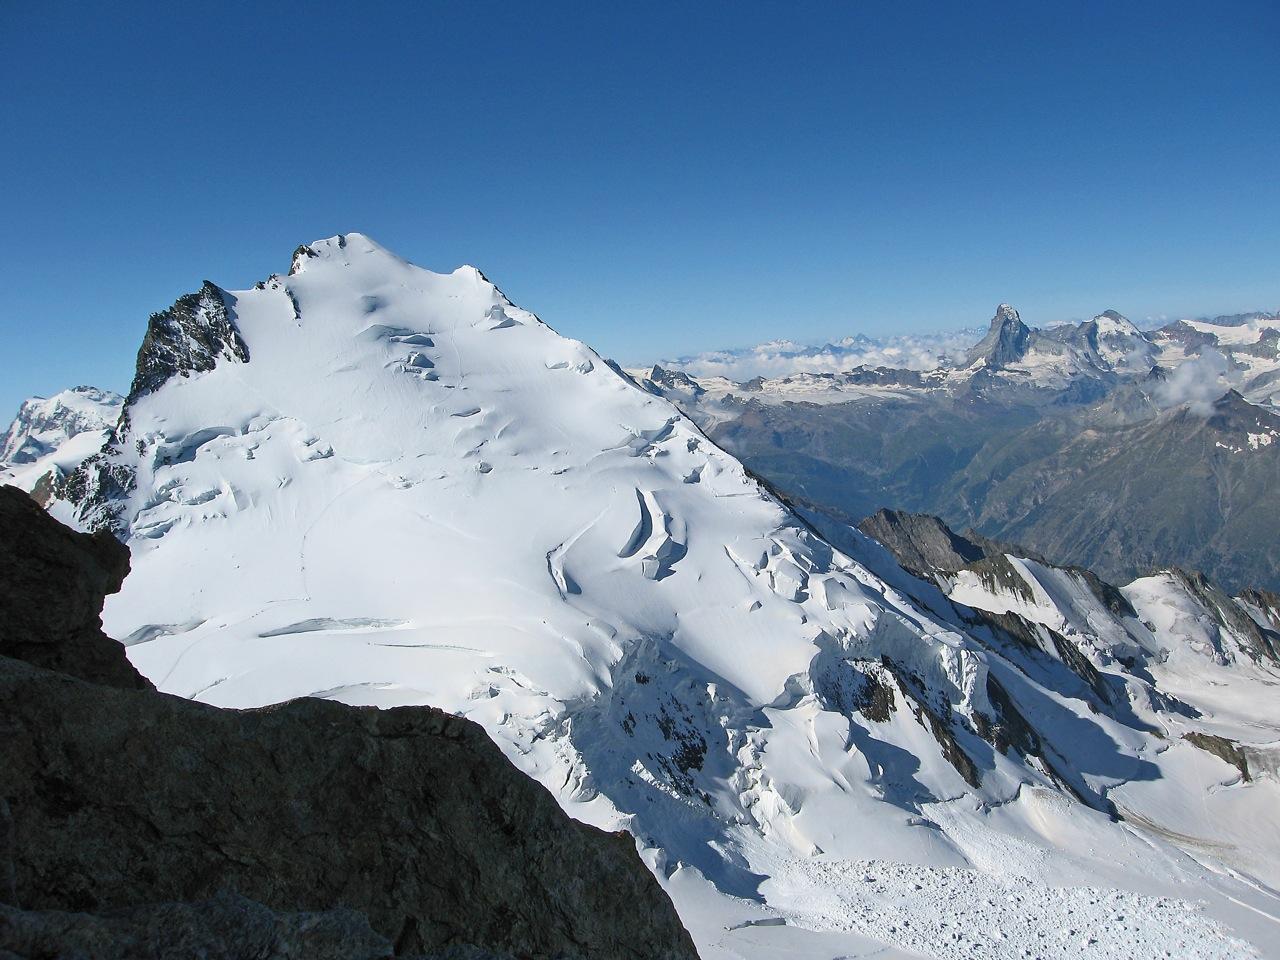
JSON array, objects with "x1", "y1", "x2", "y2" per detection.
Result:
[
  {"x1": 994, "y1": 302, "x2": 1021, "y2": 324},
  {"x1": 964, "y1": 302, "x2": 1032, "y2": 368}
]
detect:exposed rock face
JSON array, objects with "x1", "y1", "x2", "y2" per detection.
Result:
[
  {"x1": 964, "y1": 304, "x2": 1031, "y2": 369},
  {"x1": 855, "y1": 505, "x2": 1280, "y2": 713},
  {"x1": 1239, "y1": 587, "x2": 1280, "y2": 633},
  {"x1": 51, "y1": 446, "x2": 137, "y2": 536},
  {"x1": 856, "y1": 508, "x2": 986, "y2": 578},
  {"x1": 643, "y1": 365, "x2": 706, "y2": 399},
  {"x1": 127, "y1": 281, "x2": 249, "y2": 404},
  {"x1": 0, "y1": 489, "x2": 698, "y2": 960},
  {"x1": 1183, "y1": 733, "x2": 1251, "y2": 783},
  {"x1": 53, "y1": 282, "x2": 253, "y2": 535},
  {"x1": 0, "y1": 486, "x2": 145, "y2": 690}
]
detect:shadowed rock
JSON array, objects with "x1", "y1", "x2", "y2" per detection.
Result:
[
  {"x1": 0, "y1": 485, "x2": 145, "y2": 690},
  {"x1": 857, "y1": 508, "x2": 986, "y2": 579}
]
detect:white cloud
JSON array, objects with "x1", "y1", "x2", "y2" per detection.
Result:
[
  {"x1": 659, "y1": 329, "x2": 982, "y2": 382},
  {"x1": 1155, "y1": 347, "x2": 1233, "y2": 415}
]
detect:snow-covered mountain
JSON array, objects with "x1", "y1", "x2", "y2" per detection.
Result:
[
  {"x1": 638, "y1": 304, "x2": 1280, "y2": 592},
  {"x1": 958, "y1": 304, "x2": 1161, "y2": 381},
  {"x1": 0, "y1": 386, "x2": 123, "y2": 504},
  {"x1": 648, "y1": 304, "x2": 1279, "y2": 407},
  {"x1": 849, "y1": 508, "x2": 1280, "y2": 870},
  {"x1": 28, "y1": 235, "x2": 1280, "y2": 959}
]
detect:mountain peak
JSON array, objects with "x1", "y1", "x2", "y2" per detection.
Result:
[
  {"x1": 994, "y1": 303, "x2": 1021, "y2": 323},
  {"x1": 964, "y1": 303, "x2": 1031, "y2": 368},
  {"x1": 1, "y1": 387, "x2": 124, "y2": 468},
  {"x1": 1092, "y1": 309, "x2": 1141, "y2": 336},
  {"x1": 289, "y1": 233, "x2": 403, "y2": 275},
  {"x1": 127, "y1": 281, "x2": 248, "y2": 404},
  {"x1": 28, "y1": 236, "x2": 1280, "y2": 958}
]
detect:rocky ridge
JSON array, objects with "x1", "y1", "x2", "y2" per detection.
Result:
[{"x1": 849, "y1": 505, "x2": 1280, "y2": 782}]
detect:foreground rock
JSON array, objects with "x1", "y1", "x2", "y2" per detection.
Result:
[
  {"x1": 0, "y1": 488, "x2": 698, "y2": 960},
  {"x1": 0, "y1": 485, "x2": 145, "y2": 690},
  {"x1": 0, "y1": 893, "x2": 391, "y2": 960}
]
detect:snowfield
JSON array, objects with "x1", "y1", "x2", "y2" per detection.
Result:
[{"x1": 17, "y1": 235, "x2": 1280, "y2": 959}]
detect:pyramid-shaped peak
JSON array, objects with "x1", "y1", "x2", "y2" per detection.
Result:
[
  {"x1": 964, "y1": 303, "x2": 1031, "y2": 368},
  {"x1": 993, "y1": 303, "x2": 1022, "y2": 325}
]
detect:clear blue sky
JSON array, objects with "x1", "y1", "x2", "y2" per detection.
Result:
[{"x1": 2, "y1": 1, "x2": 1278, "y2": 415}]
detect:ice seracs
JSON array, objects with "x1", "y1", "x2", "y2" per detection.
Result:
[{"x1": 36, "y1": 235, "x2": 1280, "y2": 959}]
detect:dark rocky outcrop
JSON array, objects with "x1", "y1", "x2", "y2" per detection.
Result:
[
  {"x1": 1157, "y1": 319, "x2": 1220, "y2": 352},
  {"x1": 1184, "y1": 732, "x2": 1251, "y2": 783},
  {"x1": 54, "y1": 283, "x2": 256, "y2": 535},
  {"x1": 51, "y1": 448, "x2": 136, "y2": 536},
  {"x1": 857, "y1": 509, "x2": 986, "y2": 579},
  {"x1": 127, "y1": 281, "x2": 249, "y2": 404},
  {"x1": 289, "y1": 243, "x2": 320, "y2": 275},
  {"x1": 0, "y1": 893, "x2": 392, "y2": 960},
  {"x1": 1239, "y1": 587, "x2": 1280, "y2": 633},
  {"x1": 0, "y1": 486, "x2": 145, "y2": 690},
  {"x1": 842, "y1": 367, "x2": 947, "y2": 389},
  {"x1": 644, "y1": 366, "x2": 706, "y2": 399},
  {"x1": 0, "y1": 489, "x2": 699, "y2": 960}
]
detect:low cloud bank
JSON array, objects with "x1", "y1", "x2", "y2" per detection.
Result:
[{"x1": 1155, "y1": 348, "x2": 1235, "y2": 415}]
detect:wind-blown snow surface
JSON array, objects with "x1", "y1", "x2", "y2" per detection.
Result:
[{"x1": 60, "y1": 236, "x2": 1279, "y2": 958}]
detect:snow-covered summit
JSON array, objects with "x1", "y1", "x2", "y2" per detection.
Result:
[
  {"x1": 1, "y1": 386, "x2": 123, "y2": 503},
  {"x1": 46, "y1": 236, "x2": 1280, "y2": 959},
  {"x1": 1093, "y1": 309, "x2": 1140, "y2": 336},
  {"x1": 1, "y1": 386, "x2": 122, "y2": 465}
]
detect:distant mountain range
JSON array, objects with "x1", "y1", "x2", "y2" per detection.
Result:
[{"x1": 640, "y1": 303, "x2": 1280, "y2": 592}]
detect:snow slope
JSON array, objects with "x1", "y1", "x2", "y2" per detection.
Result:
[
  {"x1": 875, "y1": 532, "x2": 1280, "y2": 901},
  {"x1": 49, "y1": 235, "x2": 1280, "y2": 959}
]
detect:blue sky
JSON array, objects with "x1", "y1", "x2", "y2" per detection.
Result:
[{"x1": 2, "y1": 1, "x2": 1278, "y2": 415}]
